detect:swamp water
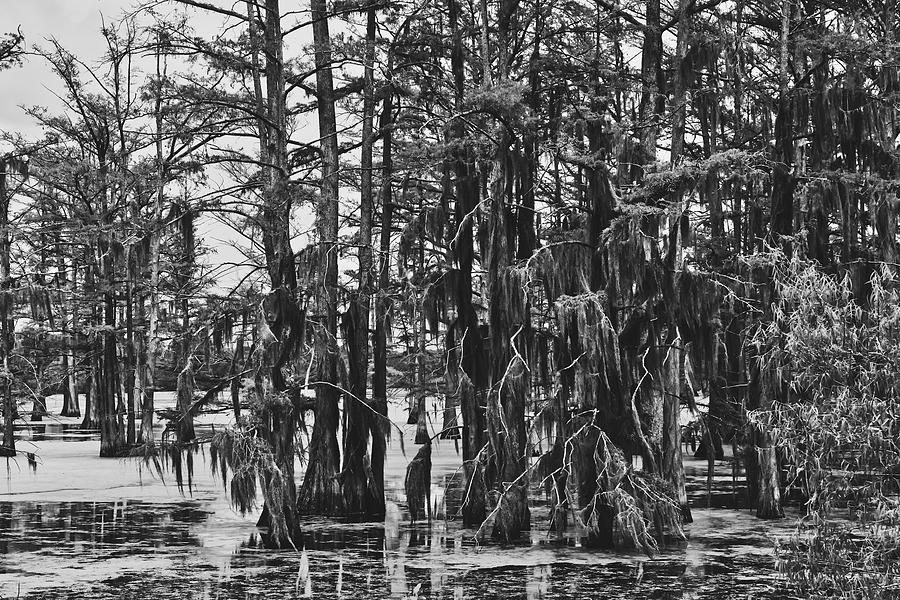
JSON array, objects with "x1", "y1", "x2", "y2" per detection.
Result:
[{"x1": 1, "y1": 395, "x2": 796, "y2": 599}]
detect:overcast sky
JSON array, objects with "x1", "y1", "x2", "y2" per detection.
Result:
[
  {"x1": 0, "y1": 1, "x2": 265, "y2": 292},
  {"x1": 0, "y1": 1, "x2": 140, "y2": 135},
  {"x1": 0, "y1": 1, "x2": 317, "y2": 137},
  {"x1": 1, "y1": 3, "x2": 343, "y2": 292}
]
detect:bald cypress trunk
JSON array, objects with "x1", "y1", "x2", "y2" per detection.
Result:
[
  {"x1": 449, "y1": 0, "x2": 488, "y2": 528},
  {"x1": 747, "y1": 0, "x2": 792, "y2": 521},
  {"x1": 342, "y1": 3, "x2": 382, "y2": 517},
  {"x1": 299, "y1": 0, "x2": 343, "y2": 516},
  {"x1": 174, "y1": 206, "x2": 195, "y2": 445},
  {"x1": 59, "y1": 240, "x2": 80, "y2": 418},
  {"x1": 81, "y1": 254, "x2": 99, "y2": 431},
  {"x1": 246, "y1": 0, "x2": 301, "y2": 545},
  {"x1": 485, "y1": 1, "x2": 532, "y2": 535},
  {"x1": 0, "y1": 163, "x2": 14, "y2": 458},
  {"x1": 371, "y1": 61, "x2": 394, "y2": 515},
  {"x1": 660, "y1": 0, "x2": 693, "y2": 524},
  {"x1": 638, "y1": 0, "x2": 663, "y2": 164},
  {"x1": 488, "y1": 267, "x2": 531, "y2": 541},
  {"x1": 516, "y1": 0, "x2": 539, "y2": 261},
  {"x1": 98, "y1": 156, "x2": 126, "y2": 458},
  {"x1": 142, "y1": 33, "x2": 168, "y2": 445},
  {"x1": 124, "y1": 246, "x2": 136, "y2": 444},
  {"x1": 769, "y1": 0, "x2": 795, "y2": 254}
]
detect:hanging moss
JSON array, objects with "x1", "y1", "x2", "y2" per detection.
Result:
[
  {"x1": 261, "y1": 288, "x2": 306, "y2": 391},
  {"x1": 294, "y1": 244, "x2": 321, "y2": 294},
  {"x1": 422, "y1": 272, "x2": 448, "y2": 338},
  {"x1": 603, "y1": 209, "x2": 663, "y2": 309},
  {"x1": 532, "y1": 242, "x2": 591, "y2": 301},
  {"x1": 554, "y1": 292, "x2": 625, "y2": 429},
  {"x1": 26, "y1": 280, "x2": 53, "y2": 325},
  {"x1": 424, "y1": 204, "x2": 446, "y2": 242},
  {"x1": 397, "y1": 214, "x2": 423, "y2": 277},
  {"x1": 209, "y1": 427, "x2": 294, "y2": 545},
  {"x1": 164, "y1": 442, "x2": 195, "y2": 494},
  {"x1": 675, "y1": 268, "x2": 722, "y2": 381}
]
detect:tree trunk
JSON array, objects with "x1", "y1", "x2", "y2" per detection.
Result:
[
  {"x1": 30, "y1": 373, "x2": 47, "y2": 422},
  {"x1": 515, "y1": 1, "x2": 539, "y2": 261},
  {"x1": 414, "y1": 286, "x2": 429, "y2": 445},
  {"x1": 659, "y1": 0, "x2": 693, "y2": 524},
  {"x1": 299, "y1": 0, "x2": 343, "y2": 516},
  {"x1": 663, "y1": 340, "x2": 690, "y2": 520},
  {"x1": 341, "y1": 1, "x2": 381, "y2": 518},
  {"x1": 485, "y1": 0, "x2": 531, "y2": 534},
  {"x1": 770, "y1": 0, "x2": 794, "y2": 254},
  {"x1": 251, "y1": 0, "x2": 301, "y2": 545},
  {"x1": 755, "y1": 436, "x2": 784, "y2": 519},
  {"x1": 746, "y1": 0, "x2": 791, "y2": 519},
  {"x1": 638, "y1": 0, "x2": 663, "y2": 166},
  {"x1": 142, "y1": 34, "x2": 168, "y2": 446},
  {"x1": 449, "y1": 0, "x2": 489, "y2": 528},
  {"x1": 125, "y1": 246, "x2": 136, "y2": 445},
  {"x1": 175, "y1": 207, "x2": 195, "y2": 444},
  {"x1": 60, "y1": 249, "x2": 80, "y2": 418},
  {"x1": 372, "y1": 59, "x2": 394, "y2": 516},
  {"x1": 488, "y1": 266, "x2": 531, "y2": 541},
  {"x1": 0, "y1": 164, "x2": 14, "y2": 457},
  {"x1": 98, "y1": 157, "x2": 126, "y2": 458},
  {"x1": 82, "y1": 257, "x2": 99, "y2": 431},
  {"x1": 132, "y1": 249, "x2": 147, "y2": 439}
]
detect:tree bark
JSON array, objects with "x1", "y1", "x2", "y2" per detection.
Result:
[
  {"x1": 341, "y1": 2, "x2": 382, "y2": 517},
  {"x1": 449, "y1": 0, "x2": 488, "y2": 528},
  {"x1": 175, "y1": 206, "x2": 195, "y2": 444},
  {"x1": 516, "y1": 0, "x2": 539, "y2": 261},
  {"x1": 0, "y1": 163, "x2": 14, "y2": 457},
  {"x1": 142, "y1": 33, "x2": 168, "y2": 445},
  {"x1": 661, "y1": 0, "x2": 693, "y2": 524},
  {"x1": 638, "y1": 0, "x2": 663, "y2": 166},
  {"x1": 98, "y1": 155, "x2": 126, "y2": 458},
  {"x1": 125, "y1": 246, "x2": 136, "y2": 445},
  {"x1": 299, "y1": 0, "x2": 343, "y2": 516},
  {"x1": 372, "y1": 57, "x2": 394, "y2": 517},
  {"x1": 250, "y1": 0, "x2": 301, "y2": 545},
  {"x1": 59, "y1": 241, "x2": 80, "y2": 418}
]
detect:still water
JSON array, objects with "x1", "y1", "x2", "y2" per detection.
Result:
[{"x1": 0, "y1": 396, "x2": 794, "y2": 599}]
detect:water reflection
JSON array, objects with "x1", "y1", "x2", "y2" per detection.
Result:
[
  {"x1": 0, "y1": 492, "x2": 787, "y2": 599},
  {"x1": 0, "y1": 500, "x2": 208, "y2": 556},
  {"x1": 13, "y1": 422, "x2": 99, "y2": 442},
  {"x1": 0, "y1": 430, "x2": 792, "y2": 599}
]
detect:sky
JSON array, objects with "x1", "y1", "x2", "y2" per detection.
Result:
[
  {"x1": 0, "y1": 2, "x2": 360, "y2": 294},
  {"x1": 0, "y1": 1, "x2": 318, "y2": 135},
  {"x1": 0, "y1": 0, "x2": 139, "y2": 135},
  {"x1": 0, "y1": 1, "x2": 281, "y2": 293}
]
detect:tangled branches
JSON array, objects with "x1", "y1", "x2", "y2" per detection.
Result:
[{"x1": 752, "y1": 258, "x2": 900, "y2": 598}]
